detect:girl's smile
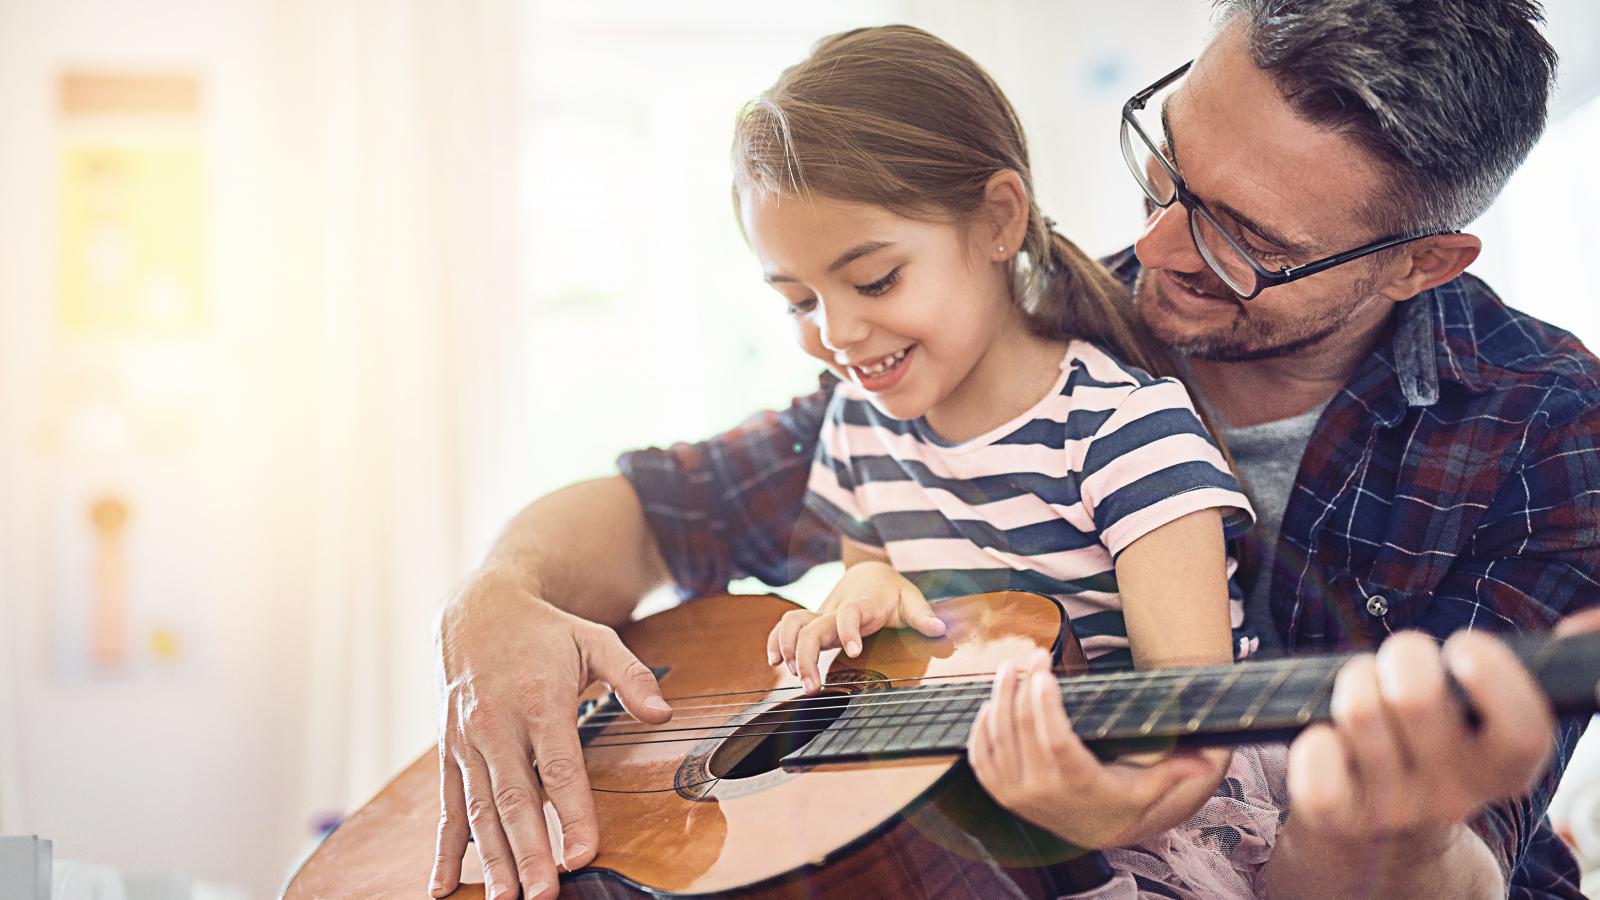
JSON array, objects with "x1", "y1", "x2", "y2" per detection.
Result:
[{"x1": 840, "y1": 344, "x2": 916, "y2": 392}]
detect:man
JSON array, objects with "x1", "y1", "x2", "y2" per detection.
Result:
[{"x1": 430, "y1": 1, "x2": 1599, "y2": 897}]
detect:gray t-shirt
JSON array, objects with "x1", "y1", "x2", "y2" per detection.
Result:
[{"x1": 1214, "y1": 401, "x2": 1329, "y2": 657}]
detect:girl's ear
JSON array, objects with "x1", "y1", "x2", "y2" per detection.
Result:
[{"x1": 981, "y1": 170, "x2": 1031, "y2": 263}]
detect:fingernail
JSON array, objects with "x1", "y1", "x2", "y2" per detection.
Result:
[
  {"x1": 429, "y1": 882, "x2": 446, "y2": 898},
  {"x1": 846, "y1": 640, "x2": 861, "y2": 656},
  {"x1": 565, "y1": 843, "x2": 590, "y2": 867},
  {"x1": 767, "y1": 651, "x2": 779, "y2": 665},
  {"x1": 645, "y1": 696, "x2": 672, "y2": 713},
  {"x1": 524, "y1": 882, "x2": 550, "y2": 899}
]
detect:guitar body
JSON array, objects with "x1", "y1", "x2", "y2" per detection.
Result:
[{"x1": 283, "y1": 591, "x2": 1093, "y2": 898}]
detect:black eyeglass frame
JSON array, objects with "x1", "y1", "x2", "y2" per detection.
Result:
[{"x1": 1120, "y1": 60, "x2": 1456, "y2": 301}]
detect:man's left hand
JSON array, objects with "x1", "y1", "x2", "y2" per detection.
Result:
[{"x1": 1273, "y1": 629, "x2": 1558, "y2": 897}]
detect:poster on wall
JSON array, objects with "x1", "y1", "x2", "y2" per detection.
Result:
[{"x1": 48, "y1": 72, "x2": 207, "y2": 681}]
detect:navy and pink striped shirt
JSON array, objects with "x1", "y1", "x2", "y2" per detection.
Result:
[{"x1": 805, "y1": 342, "x2": 1254, "y2": 667}]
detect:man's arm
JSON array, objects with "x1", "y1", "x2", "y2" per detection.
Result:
[
  {"x1": 432, "y1": 380, "x2": 836, "y2": 900},
  {"x1": 473, "y1": 475, "x2": 672, "y2": 627}
]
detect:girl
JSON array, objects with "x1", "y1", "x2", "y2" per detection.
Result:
[{"x1": 735, "y1": 25, "x2": 1283, "y2": 899}]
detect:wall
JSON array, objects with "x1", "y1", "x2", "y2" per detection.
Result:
[{"x1": 0, "y1": 0, "x2": 312, "y2": 894}]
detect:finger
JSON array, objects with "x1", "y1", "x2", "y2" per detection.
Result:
[
  {"x1": 988, "y1": 661, "x2": 1023, "y2": 775},
  {"x1": 777, "y1": 610, "x2": 817, "y2": 676},
  {"x1": 1328, "y1": 653, "x2": 1404, "y2": 825},
  {"x1": 479, "y1": 736, "x2": 560, "y2": 899},
  {"x1": 431, "y1": 743, "x2": 471, "y2": 897},
  {"x1": 766, "y1": 621, "x2": 783, "y2": 666},
  {"x1": 899, "y1": 587, "x2": 947, "y2": 637},
  {"x1": 837, "y1": 603, "x2": 864, "y2": 657},
  {"x1": 459, "y1": 746, "x2": 523, "y2": 900},
  {"x1": 1030, "y1": 667, "x2": 1086, "y2": 767},
  {"x1": 530, "y1": 721, "x2": 602, "y2": 875},
  {"x1": 1373, "y1": 631, "x2": 1454, "y2": 770},
  {"x1": 967, "y1": 701, "x2": 996, "y2": 783},
  {"x1": 1010, "y1": 664, "x2": 1042, "y2": 781},
  {"x1": 1444, "y1": 630, "x2": 1556, "y2": 798},
  {"x1": 1287, "y1": 723, "x2": 1358, "y2": 838},
  {"x1": 795, "y1": 615, "x2": 837, "y2": 694},
  {"x1": 1556, "y1": 607, "x2": 1600, "y2": 637},
  {"x1": 585, "y1": 624, "x2": 672, "y2": 724}
]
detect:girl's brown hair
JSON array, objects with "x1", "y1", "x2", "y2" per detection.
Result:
[{"x1": 731, "y1": 24, "x2": 1178, "y2": 380}]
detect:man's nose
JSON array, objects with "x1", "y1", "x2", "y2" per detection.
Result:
[
  {"x1": 1134, "y1": 201, "x2": 1207, "y2": 275},
  {"x1": 817, "y1": 297, "x2": 870, "y2": 352}
]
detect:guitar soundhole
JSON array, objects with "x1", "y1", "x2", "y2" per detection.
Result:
[{"x1": 708, "y1": 692, "x2": 850, "y2": 780}]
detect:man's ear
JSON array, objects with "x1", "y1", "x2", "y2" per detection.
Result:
[
  {"x1": 1377, "y1": 232, "x2": 1482, "y2": 301},
  {"x1": 982, "y1": 170, "x2": 1032, "y2": 262}
]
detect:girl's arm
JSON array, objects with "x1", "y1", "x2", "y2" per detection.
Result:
[
  {"x1": 1117, "y1": 507, "x2": 1234, "y2": 669},
  {"x1": 968, "y1": 508, "x2": 1238, "y2": 849}
]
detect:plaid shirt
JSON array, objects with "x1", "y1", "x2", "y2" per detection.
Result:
[{"x1": 618, "y1": 247, "x2": 1600, "y2": 897}]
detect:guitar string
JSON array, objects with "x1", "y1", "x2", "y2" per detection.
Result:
[
  {"x1": 578, "y1": 668, "x2": 1339, "y2": 748},
  {"x1": 579, "y1": 691, "x2": 1329, "y2": 751},
  {"x1": 576, "y1": 668, "x2": 1300, "y2": 734},
  {"x1": 577, "y1": 657, "x2": 1333, "y2": 726},
  {"x1": 633, "y1": 654, "x2": 1320, "y2": 705}
]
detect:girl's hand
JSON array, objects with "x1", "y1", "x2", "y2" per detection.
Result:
[
  {"x1": 766, "y1": 560, "x2": 946, "y2": 694},
  {"x1": 967, "y1": 648, "x2": 1231, "y2": 850}
]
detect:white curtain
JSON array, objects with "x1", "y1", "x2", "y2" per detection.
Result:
[{"x1": 272, "y1": 0, "x2": 528, "y2": 817}]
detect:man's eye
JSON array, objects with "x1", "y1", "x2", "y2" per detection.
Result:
[
  {"x1": 786, "y1": 297, "x2": 817, "y2": 315},
  {"x1": 857, "y1": 267, "x2": 900, "y2": 297}
]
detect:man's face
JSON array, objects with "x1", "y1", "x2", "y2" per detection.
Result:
[{"x1": 1133, "y1": 24, "x2": 1398, "y2": 362}]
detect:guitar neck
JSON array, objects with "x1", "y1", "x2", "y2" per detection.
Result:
[{"x1": 783, "y1": 630, "x2": 1600, "y2": 766}]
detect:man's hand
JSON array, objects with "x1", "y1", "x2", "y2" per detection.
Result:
[
  {"x1": 966, "y1": 648, "x2": 1231, "y2": 849},
  {"x1": 1268, "y1": 629, "x2": 1559, "y2": 898},
  {"x1": 430, "y1": 567, "x2": 673, "y2": 900}
]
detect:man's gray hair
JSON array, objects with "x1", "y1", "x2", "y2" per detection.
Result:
[{"x1": 1214, "y1": 0, "x2": 1558, "y2": 233}]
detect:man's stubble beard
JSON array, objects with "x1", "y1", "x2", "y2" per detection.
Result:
[{"x1": 1132, "y1": 269, "x2": 1374, "y2": 364}]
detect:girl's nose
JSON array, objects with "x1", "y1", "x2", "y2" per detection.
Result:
[{"x1": 817, "y1": 298, "x2": 870, "y2": 352}]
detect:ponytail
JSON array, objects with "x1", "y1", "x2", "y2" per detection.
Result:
[{"x1": 1016, "y1": 221, "x2": 1236, "y2": 469}]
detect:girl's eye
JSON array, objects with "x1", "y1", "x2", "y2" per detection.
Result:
[
  {"x1": 856, "y1": 267, "x2": 901, "y2": 297},
  {"x1": 786, "y1": 297, "x2": 817, "y2": 316}
]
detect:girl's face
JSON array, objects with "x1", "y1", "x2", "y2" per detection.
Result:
[{"x1": 740, "y1": 191, "x2": 1016, "y2": 423}]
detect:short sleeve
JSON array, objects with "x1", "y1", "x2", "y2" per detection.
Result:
[
  {"x1": 1078, "y1": 377, "x2": 1254, "y2": 558},
  {"x1": 802, "y1": 386, "x2": 884, "y2": 548},
  {"x1": 616, "y1": 374, "x2": 839, "y2": 596}
]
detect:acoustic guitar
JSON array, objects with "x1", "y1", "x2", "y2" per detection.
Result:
[{"x1": 282, "y1": 591, "x2": 1600, "y2": 898}]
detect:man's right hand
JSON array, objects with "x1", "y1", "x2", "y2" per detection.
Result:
[{"x1": 429, "y1": 567, "x2": 672, "y2": 899}]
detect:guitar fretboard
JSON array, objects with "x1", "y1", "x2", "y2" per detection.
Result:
[{"x1": 783, "y1": 630, "x2": 1600, "y2": 766}]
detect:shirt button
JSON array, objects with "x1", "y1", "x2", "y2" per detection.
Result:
[{"x1": 1366, "y1": 595, "x2": 1390, "y2": 617}]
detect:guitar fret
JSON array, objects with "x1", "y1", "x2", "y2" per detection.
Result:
[
  {"x1": 811, "y1": 696, "x2": 856, "y2": 756},
  {"x1": 1187, "y1": 667, "x2": 1245, "y2": 731},
  {"x1": 1294, "y1": 663, "x2": 1339, "y2": 725},
  {"x1": 1137, "y1": 672, "x2": 1193, "y2": 736},
  {"x1": 1091, "y1": 678, "x2": 1147, "y2": 739},
  {"x1": 1236, "y1": 663, "x2": 1296, "y2": 729}
]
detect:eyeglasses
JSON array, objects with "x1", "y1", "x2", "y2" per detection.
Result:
[{"x1": 1119, "y1": 61, "x2": 1453, "y2": 300}]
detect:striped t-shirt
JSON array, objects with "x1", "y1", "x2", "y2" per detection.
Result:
[{"x1": 804, "y1": 341, "x2": 1255, "y2": 668}]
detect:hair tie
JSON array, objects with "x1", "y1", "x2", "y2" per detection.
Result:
[{"x1": 1042, "y1": 215, "x2": 1058, "y2": 231}]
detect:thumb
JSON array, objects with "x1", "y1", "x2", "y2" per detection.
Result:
[
  {"x1": 584, "y1": 624, "x2": 672, "y2": 723},
  {"x1": 900, "y1": 589, "x2": 946, "y2": 638}
]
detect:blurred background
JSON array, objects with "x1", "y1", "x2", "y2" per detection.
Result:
[{"x1": 0, "y1": 0, "x2": 1596, "y2": 896}]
